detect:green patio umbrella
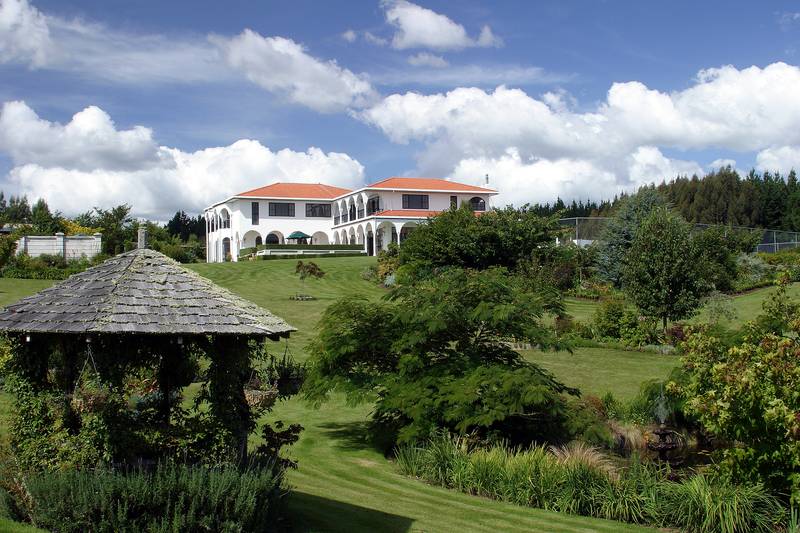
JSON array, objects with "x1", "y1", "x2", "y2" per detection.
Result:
[{"x1": 287, "y1": 231, "x2": 312, "y2": 240}]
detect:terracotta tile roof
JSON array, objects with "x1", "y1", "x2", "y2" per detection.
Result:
[
  {"x1": 237, "y1": 182, "x2": 352, "y2": 199},
  {"x1": 365, "y1": 177, "x2": 496, "y2": 193},
  {"x1": 374, "y1": 210, "x2": 442, "y2": 218}
]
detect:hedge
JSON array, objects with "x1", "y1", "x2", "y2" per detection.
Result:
[
  {"x1": 4, "y1": 463, "x2": 284, "y2": 533},
  {"x1": 239, "y1": 244, "x2": 363, "y2": 256},
  {"x1": 257, "y1": 252, "x2": 364, "y2": 260}
]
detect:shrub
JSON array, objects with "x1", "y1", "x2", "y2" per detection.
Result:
[
  {"x1": 396, "y1": 434, "x2": 787, "y2": 532},
  {"x1": 734, "y1": 253, "x2": 773, "y2": 291},
  {"x1": 1, "y1": 253, "x2": 105, "y2": 280},
  {"x1": 593, "y1": 299, "x2": 630, "y2": 339},
  {"x1": 376, "y1": 243, "x2": 400, "y2": 281},
  {"x1": 304, "y1": 267, "x2": 576, "y2": 448},
  {"x1": 653, "y1": 475, "x2": 786, "y2": 533},
  {"x1": 678, "y1": 283, "x2": 800, "y2": 502},
  {"x1": 6, "y1": 463, "x2": 284, "y2": 532}
]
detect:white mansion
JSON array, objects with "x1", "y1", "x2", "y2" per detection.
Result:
[{"x1": 204, "y1": 177, "x2": 498, "y2": 262}]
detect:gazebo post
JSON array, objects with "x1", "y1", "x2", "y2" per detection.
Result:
[{"x1": 208, "y1": 335, "x2": 254, "y2": 464}]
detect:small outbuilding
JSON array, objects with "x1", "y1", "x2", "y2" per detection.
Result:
[{"x1": 0, "y1": 230, "x2": 295, "y2": 467}]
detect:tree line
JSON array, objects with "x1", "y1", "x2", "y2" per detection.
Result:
[
  {"x1": 0, "y1": 192, "x2": 207, "y2": 264},
  {"x1": 532, "y1": 166, "x2": 800, "y2": 232}
]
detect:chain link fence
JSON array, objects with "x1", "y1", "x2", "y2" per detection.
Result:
[{"x1": 558, "y1": 217, "x2": 800, "y2": 253}]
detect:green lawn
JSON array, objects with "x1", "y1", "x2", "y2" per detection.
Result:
[
  {"x1": 564, "y1": 282, "x2": 800, "y2": 329},
  {"x1": 0, "y1": 279, "x2": 55, "y2": 309},
  {"x1": 0, "y1": 259, "x2": 677, "y2": 532},
  {"x1": 188, "y1": 257, "x2": 386, "y2": 361},
  {"x1": 523, "y1": 347, "x2": 678, "y2": 401}
]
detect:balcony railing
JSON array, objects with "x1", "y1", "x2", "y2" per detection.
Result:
[
  {"x1": 357, "y1": 208, "x2": 365, "y2": 219},
  {"x1": 334, "y1": 215, "x2": 340, "y2": 225},
  {"x1": 341, "y1": 214, "x2": 348, "y2": 223}
]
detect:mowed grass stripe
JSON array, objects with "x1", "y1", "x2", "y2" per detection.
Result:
[
  {"x1": 294, "y1": 470, "x2": 642, "y2": 533},
  {"x1": 287, "y1": 459, "x2": 643, "y2": 532}
]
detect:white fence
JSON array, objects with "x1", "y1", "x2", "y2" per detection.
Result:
[{"x1": 16, "y1": 233, "x2": 103, "y2": 260}]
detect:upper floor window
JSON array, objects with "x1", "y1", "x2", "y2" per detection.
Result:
[
  {"x1": 251, "y1": 202, "x2": 259, "y2": 225},
  {"x1": 367, "y1": 196, "x2": 381, "y2": 215},
  {"x1": 469, "y1": 196, "x2": 486, "y2": 211},
  {"x1": 269, "y1": 202, "x2": 295, "y2": 217},
  {"x1": 450, "y1": 195, "x2": 457, "y2": 209},
  {"x1": 306, "y1": 203, "x2": 332, "y2": 217},
  {"x1": 402, "y1": 194, "x2": 429, "y2": 209},
  {"x1": 220, "y1": 210, "x2": 230, "y2": 229}
]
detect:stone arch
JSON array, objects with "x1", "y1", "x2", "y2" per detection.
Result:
[
  {"x1": 222, "y1": 237, "x2": 231, "y2": 260},
  {"x1": 469, "y1": 196, "x2": 486, "y2": 211},
  {"x1": 265, "y1": 230, "x2": 284, "y2": 245},
  {"x1": 348, "y1": 197, "x2": 357, "y2": 221},
  {"x1": 312, "y1": 231, "x2": 329, "y2": 245},
  {"x1": 399, "y1": 221, "x2": 418, "y2": 243},
  {"x1": 356, "y1": 225, "x2": 365, "y2": 245},
  {"x1": 241, "y1": 230, "x2": 261, "y2": 249},
  {"x1": 364, "y1": 222, "x2": 375, "y2": 256},
  {"x1": 376, "y1": 220, "x2": 394, "y2": 252},
  {"x1": 219, "y1": 208, "x2": 231, "y2": 228},
  {"x1": 348, "y1": 227, "x2": 357, "y2": 245}
]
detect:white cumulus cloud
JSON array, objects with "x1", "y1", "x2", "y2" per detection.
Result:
[
  {"x1": 0, "y1": 0, "x2": 227, "y2": 83},
  {"x1": 0, "y1": 101, "x2": 165, "y2": 171},
  {"x1": 1, "y1": 102, "x2": 365, "y2": 219},
  {"x1": 0, "y1": 0, "x2": 51, "y2": 67},
  {"x1": 361, "y1": 62, "x2": 800, "y2": 204},
  {"x1": 383, "y1": 0, "x2": 501, "y2": 51},
  {"x1": 756, "y1": 146, "x2": 800, "y2": 174},
  {"x1": 211, "y1": 29, "x2": 378, "y2": 113}
]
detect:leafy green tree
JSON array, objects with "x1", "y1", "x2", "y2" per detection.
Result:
[
  {"x1": 89, "y1": 205, "x2": 135, "y2": 255},
  {"x1": 692, "y1": 225, "x2": 759, "y2": 293},
  {"x1": 622, "y1": 207, "x2": 707, "y2": 330},
  {"x1": 678, "y1": 279, "x2": 800, "y2": 502},
  {"x1": 5, "y1": 195, "x2": 31, "y2": 223},
  {"x1": 30, "y1": 199, "x2": 63, "y2": 235},
  {"x1": 303, "y1": 267, "x2": 576, "y2": 446},
  {"x1": 596, "y1": 188, "x2": 667, "y2": 287},
  {"x1": 397, "y1": 205, "x2": 562, "y2": 281}
]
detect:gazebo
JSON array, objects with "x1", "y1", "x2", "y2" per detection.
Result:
[{"x1": 0, "y1": 230, "x2": 295, "y2": 466}]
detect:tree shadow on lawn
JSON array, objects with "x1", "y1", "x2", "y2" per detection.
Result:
[
  {"x1": 316, "y1": 420, "x2": 391, "y2": 453},
  {"x1": 286, "y1": 491, "x2": 414, "y2": 532}
]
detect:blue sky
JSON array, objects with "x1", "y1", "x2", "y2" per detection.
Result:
[{"x1": 2, "y1": 0, "x2": 800, "y2": 219}]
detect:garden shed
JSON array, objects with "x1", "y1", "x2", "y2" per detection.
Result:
[{"x1": 0, "y1": 231, "x2": 295, "y2": 467}]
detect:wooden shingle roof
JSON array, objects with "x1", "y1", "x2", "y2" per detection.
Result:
[{"x1": 0, "y1": 249, "x2": 295, "y2": 337}]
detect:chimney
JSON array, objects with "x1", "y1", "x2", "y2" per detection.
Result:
[
  {"x1": 137, "y1": 227, "x2": 148, "y2": 249},
  {"x1": 485, "y1": 173, "x2": 489, "y2": 185}
]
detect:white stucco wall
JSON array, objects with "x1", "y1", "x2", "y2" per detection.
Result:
[
  {"x1": 205, "y1": 198, "x2": 336, "y2": 262},
  {"x1": 16, "y1": 233, "x2": 103, "y2": 260}
]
